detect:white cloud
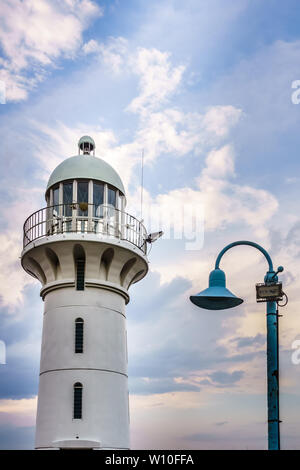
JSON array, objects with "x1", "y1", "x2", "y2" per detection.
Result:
[
  {"x1": 83, "y1": 37, "x2": 128, "y2": 74},
  {"x1": 0, "y1": 186, "x2": 42, "y2": 309},
  {"x1": 202, "y1": 106, "x2": 242, "y2": 137},
  {"x1": 137, "y1": 144, "x2": 278, "y2": 250},
  {"x1": 28, "y1": 110, "x2": 242, "y2": 237},
  {"x1": 127, "y1": 48, "x2": 185, "y2": 114},
  {"x1": 197, "y1": 146, "x2": 278, "y2": 235},
  {"x1": 0, "y1": 233, "x2": 32, "y2": 309},
  {"x1": 0, "y1": 397, "x2": 37, "y2": 427},
  {"x1": 30, "y1": 105, "x2": 241, "y2": 193},
  {"x1": 202, "y1": 145, "x2": 235, "y2": 178},
  {"x1": 133, "y1": 106, "x2": 241, "y2": 164},
  {"x1": 80, "y1": 39, "x2": 242, "y2": 170},
  {"x1": 82, "y1": 40, "x2": 186, "y2": 113},
  {"x1": 0, "y1": 0, "x2": 102, "y2": 101}
]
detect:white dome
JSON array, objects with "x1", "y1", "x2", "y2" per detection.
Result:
[{"x1": 46, "y1": 154, "x2": 125, "y2": 195}]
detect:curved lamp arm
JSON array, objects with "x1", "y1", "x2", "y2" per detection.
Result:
[{"x1": 214, "y1": 240, "x2": 274, "y2": 273}]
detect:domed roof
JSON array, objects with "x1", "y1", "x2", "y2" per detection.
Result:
[
  {"x1": 46, "y1": 154, "x2": 125, "y2": 195},
  {"x1": 78, "y1": 135, "x2": 95, "y2": 147}
]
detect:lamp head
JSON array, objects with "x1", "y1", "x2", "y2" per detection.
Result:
[
  {"x1": 190, "y1": 268, "x2": 243, "y2": 310},
  {"x1": 146, "y1": 231, "x2": 163, "y2": 243}
]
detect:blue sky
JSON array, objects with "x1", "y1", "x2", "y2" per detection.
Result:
[{"x1": 1, "y1": 0, "x2": 300, "y2": 449}]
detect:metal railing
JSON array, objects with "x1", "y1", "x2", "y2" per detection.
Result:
[{"x1": 23, "y1": 203, "x2": 147, "y2": 254}]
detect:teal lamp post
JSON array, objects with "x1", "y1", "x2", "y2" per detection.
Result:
[{"x1": 190, "y1": 241, "x2": 286, "y2": 450}]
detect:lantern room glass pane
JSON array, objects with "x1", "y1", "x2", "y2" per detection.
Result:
[
  {"x1": 108, "y1": 187, "x2": 116, "y2": 207},
  {"x1": 93, "y1": 182, "x2": 104, "y2": 217},
  {"x1": 53, "y1": 186, "x2": 59, "y2": 215},
  {"x1": 63, "y1": 182, "x2": 73, "y2": 216},
  {"x1": 77, "y1": 181, "x2": 88, "y2": 216}
]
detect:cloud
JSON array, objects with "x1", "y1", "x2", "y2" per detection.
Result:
[
  {"x1": 0, "y1": 185, "x2": 44, "y2": 309},
  {"x1": 209, "y1": 370, "x2": 244, "y2": 386},
  {"x1": 83, "y1": 40, "x2": 185, "y2": 113},
  {"x1": 202, "y1": 106, "x2": 242, "y2": 138},
  {"x1": 29, "y1": 101, "x2": 242, "y2": 201},
  {"x1": 129, "y1": 377, "x2": 199, "y2": 395},
  {"x1": 127, "y1": 272, "x2": 264, "y2": 396},
  {"x1": 0, "y1": 397, "x2": 37, "y2": 427},
  {"x1": 28, "y1": 39, "x2": 241, "y2": 182},
  {"x1": 127, "y1": 48, "x2": 185, "y2": 114},
  {"x1": 83, "y1": 37, "x2": 128, "y2": 74},
  {"x1": 129, "y1": 273, "x2": 192, "y2": 323},
  {"x1": 202, "y1": 144, "x2": 235, "y2": 179},
  {"x1": 0, "y1": 233, "x2": 34, "y2": 309},
  {"x1": 139, "y1": 143, "x2": 278, "y2": 259},
  {"x1": 131, "y1": 106, "x2": 241, "y2": 165},
  {"x1": 231, "y1": 334, "x2": 265, "y2": 348},
  {"x1": 0, "y1": 0, "x2": 102, "y2": 101},
  {"x1": 0, "y1": 358, "x2": 39, "y2": 399},
  {"x1": 0, "y1": 284, "x2": 42, "y2": 402}
]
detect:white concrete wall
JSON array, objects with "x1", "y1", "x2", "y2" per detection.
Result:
[{"x1": 35, "y1": 286, "x2": 129, "y2": 449}]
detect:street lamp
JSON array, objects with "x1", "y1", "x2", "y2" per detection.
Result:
[{"x1": 190, "y1": 240, "x2": 287, "y2": 450}]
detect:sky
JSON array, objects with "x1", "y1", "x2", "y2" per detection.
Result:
[{"x1": 0, "y1": 0, "x2": 300, "y2": 450}]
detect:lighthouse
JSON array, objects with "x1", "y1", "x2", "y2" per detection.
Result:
[{"x1": 21, "y1": 136, "x2": 149, "y2": 450}]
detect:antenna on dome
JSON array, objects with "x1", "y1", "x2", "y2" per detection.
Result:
[
  {"x1": 140, "y1": 148, "x2": 144, "y2": 221},
  {"x1": 78, "y1": 136, "x2": 95, "y2": 156}
]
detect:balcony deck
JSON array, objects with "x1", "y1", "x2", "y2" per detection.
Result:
[{"x1": 23, "y1": 204, "x2": 147, "y2": 254}]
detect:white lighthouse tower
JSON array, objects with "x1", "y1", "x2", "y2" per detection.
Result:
[{"x1": 21, "y1": 136, "x2": 149, "y2": 450}]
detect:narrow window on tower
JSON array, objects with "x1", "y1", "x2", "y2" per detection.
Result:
[
  {"x1": 73, "y1": 382, "x2": 83, "y2": 419},
  {"x1": 75, "y1": 318, "x2": 84, "y2": 353},
  {"x1": 76, "y1": 259, "x2": 85, "y2": 290}
]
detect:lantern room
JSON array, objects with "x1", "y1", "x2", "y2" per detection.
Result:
[
  {"x1": 23, "y1": 136, "x2": 146, "y2": 254},
  {"x1": 45, "y1": 136, "x2": 126, "y2": 216}
]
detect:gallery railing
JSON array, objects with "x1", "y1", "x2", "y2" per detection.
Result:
[{"x1": 23, "y1": 203, "x2": 147, "y2": 254}]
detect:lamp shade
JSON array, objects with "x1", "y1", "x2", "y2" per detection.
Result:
[{"x1": 190, "y1": 268, "x2": 243, "y2": 310}]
